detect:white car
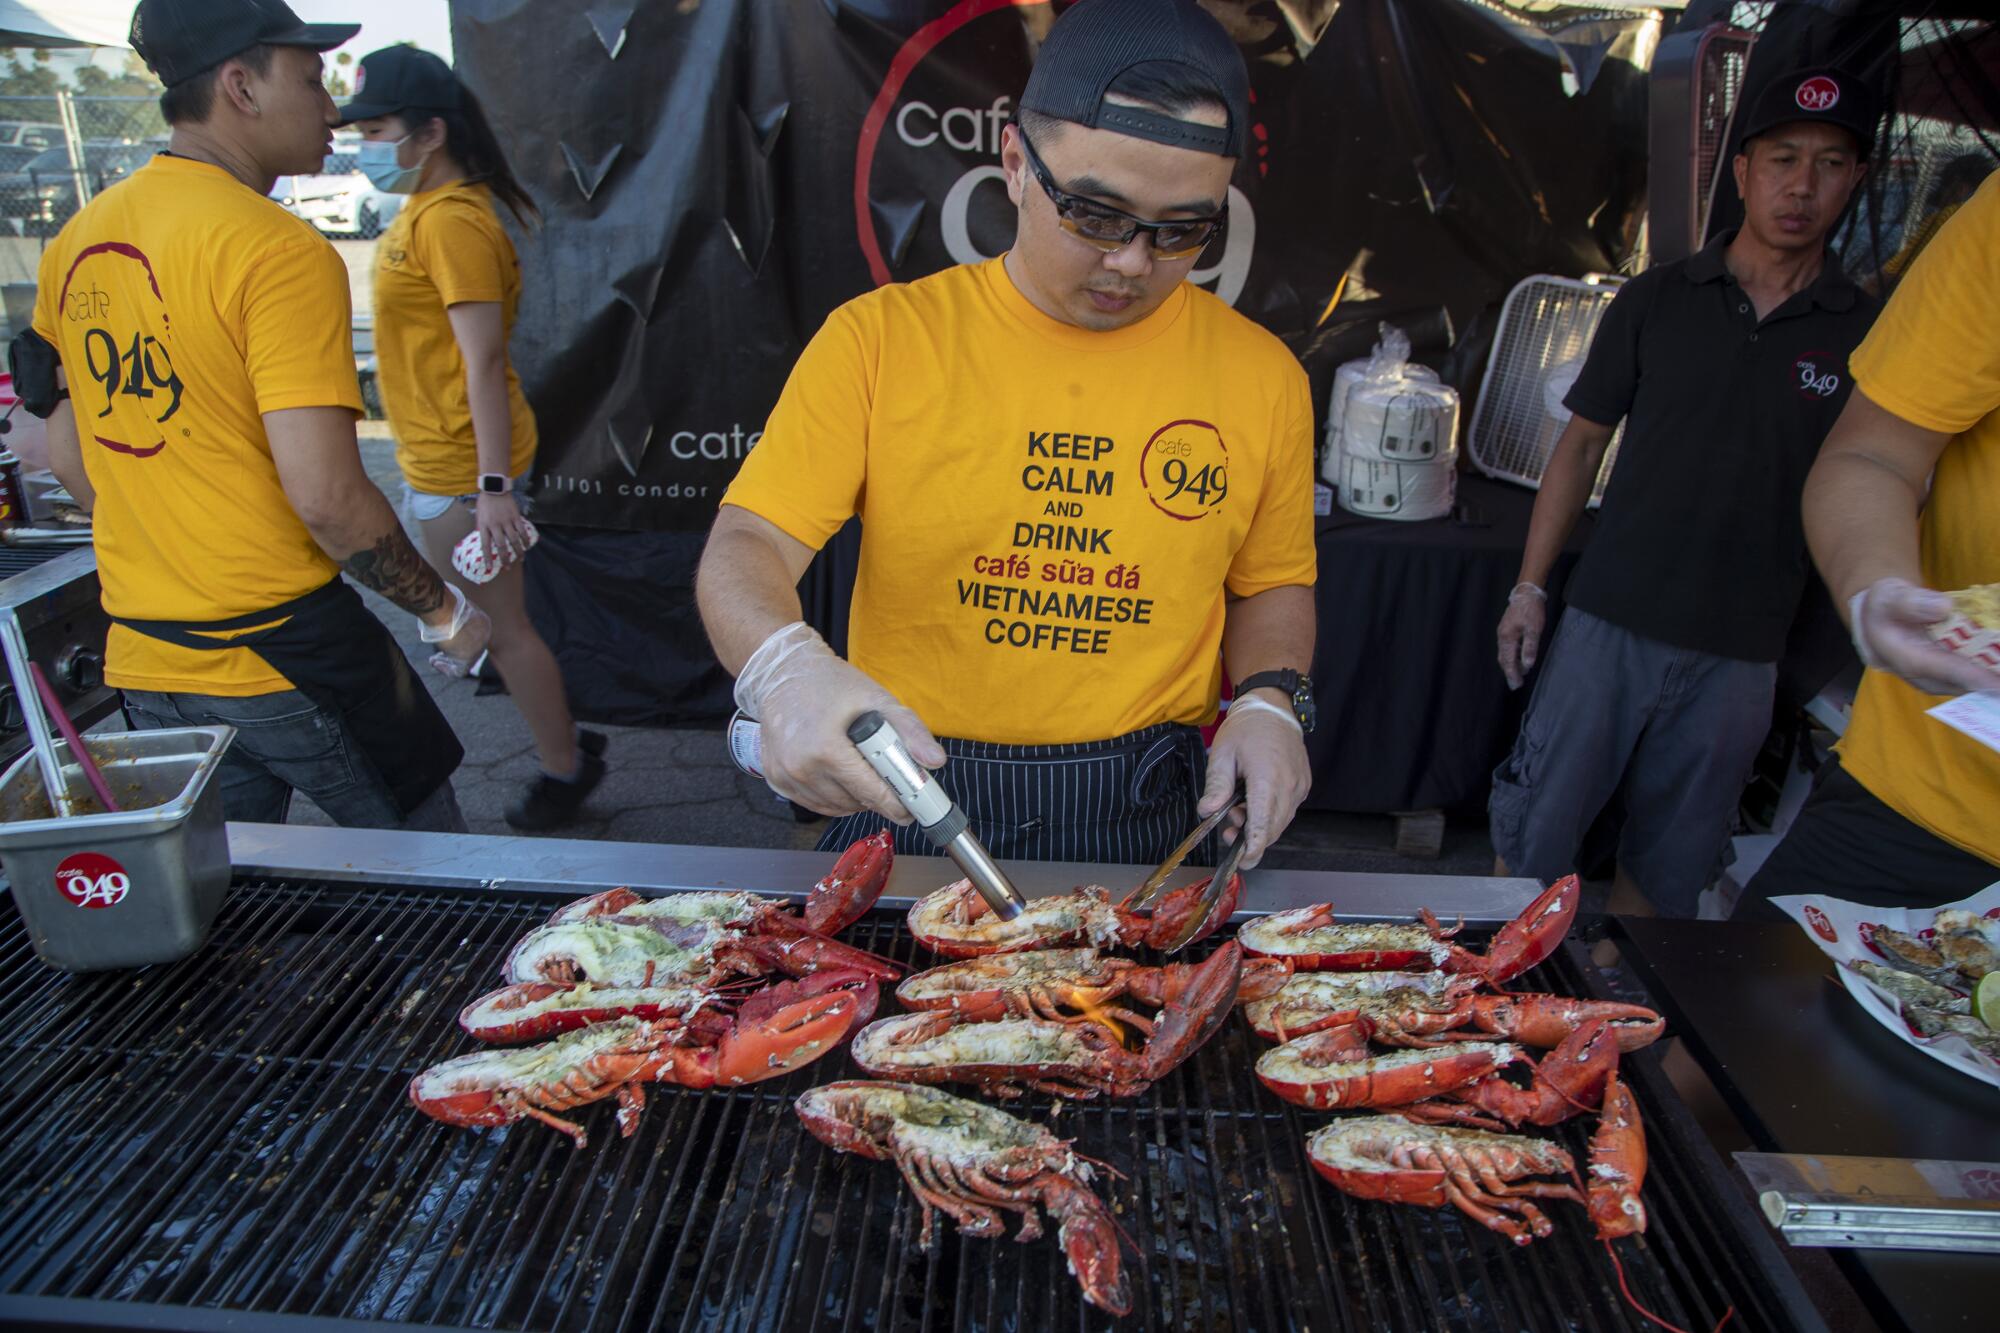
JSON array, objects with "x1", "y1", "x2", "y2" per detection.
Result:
[{"x1": 272, "y1": 146, "x2": 404, "y2": 239}]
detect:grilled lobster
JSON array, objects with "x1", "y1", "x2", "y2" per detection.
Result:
[
  {"x1": 410, "y1": 981, "x2": 867, "y2": 1148},
  {"x1": 1307, "y1": 1116, "x2": 1585, "y2": 1246},
  {"x1": 1245, "y1": 979, "x2": 1662, "y2": 1052},
  {"x1": 906, "y1": 871, "x2": 1243, "y2": 959},
  {"x1": 796, "y1": 1081, "x2": 1134, "y2": 1316},
  {"x1": 458, "y1": 968, "x2": 879, "y2": 1044},
  {"x1": 896, "y1": 946, "x2": 1288, "y2": 1035},
  {"x1": 852, "y1": 942, "x2": 1242, "y2": 1099},
  {"x1": 1236, "y1": 875, "x2": 1580, "y2": 986}
]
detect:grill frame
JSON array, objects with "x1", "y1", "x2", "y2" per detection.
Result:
[{"x1": 0, "y1": 873, "x2": 1824, "y2": 1332}]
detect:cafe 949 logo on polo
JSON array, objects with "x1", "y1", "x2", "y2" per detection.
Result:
[
  {"x1": 1140, "y1": 419, "x2": 1228, "y2": 522},
  {"x1": 1795, "y1": 350, "x2": 1841, "y2": 401},
  {"x1": 56, "y1": 851, "x2": 132, "y2": 909}
]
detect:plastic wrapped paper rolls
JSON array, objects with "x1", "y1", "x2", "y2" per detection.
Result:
[
  {"x1": 1341, "y1": 378, "x2": 1461, "y2": 464},
  {"x1": 1328, "y1": 356, "x2": 1438, "y2": 444},
  {"x1": 1335, "y1": 453, "x2": 1457, "y2": 522}
]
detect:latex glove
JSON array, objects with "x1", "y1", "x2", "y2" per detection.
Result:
[
  {"x1": 735, "y1": 622, "x2": 947, "y2": 820},
  {"x1": 1850, "y1": 577, "x2": 2000, "y2": 696},
  {"x1": 1496, "y1": 582, "x2": 1548, "y2": 691},
  {"x1": 474, "y1": 492, "x2": 535, "y2": 575},
  {"x1": 420, "y1": 583, "x2": 492, "y2": 678},
  {"x1": 1197, "y1": 694, "x2": 1311, "y2": 870}
]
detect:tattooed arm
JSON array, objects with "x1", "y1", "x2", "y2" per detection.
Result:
[{"x1": 264, "y1": 408, "x2": 450, "y2": 615}]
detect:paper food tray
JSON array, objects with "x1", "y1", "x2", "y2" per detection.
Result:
[{"x1": 1769, "y1": 882, "x2": 2000, "y2": 1091}]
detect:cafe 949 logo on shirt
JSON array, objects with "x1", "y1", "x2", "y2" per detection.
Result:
[
  {"x1": 56, "y1": 851, "x2": 132, "y2": 909},
  {"x1": 1795, "y1": 350, "x2": 1842, "y2": 401},
  {"x1": 1139, "y1": 419, "x2": 1229, "y2": 522},
  {"x1": 59, "y1": 241, "x2": 185, "y2": 459}
]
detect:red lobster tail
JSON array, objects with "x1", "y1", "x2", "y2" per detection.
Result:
[{"x1": 802, "y1": 830, "x2": 894, "y2": 935}]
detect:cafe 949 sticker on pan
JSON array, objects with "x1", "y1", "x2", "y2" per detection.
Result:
[{"x1": 56, "y1": 851, "x2": 133, "y2": 909}]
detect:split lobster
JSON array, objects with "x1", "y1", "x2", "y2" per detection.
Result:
[
  {"x1": 796, "y1": 1080, "x2": 1134, "y2": 1316},
  {"x1": 1307, "y1": 1116, "x2": 1585, "y2": 1246},
  {"x1": 851, "y1": 941, "x2": 1243, "y2": 1099},
  {"x1": 1244, "y1": 976, "x2": 1663, "y2": 1052},
  {"x1": 458, "y1": 968, "x2": 880, "y2": 1044},
  {"x1": 896, "y1": 946, "x2": 1288, "y2": 1032},
  {"x1": 410, "y1": 977, "x2": 869, "y2": 1148},
  {"x1": 906, "y1": 871, "x2": 1244, "y2": 959},
  {"x1": 1237, "y1": 875, "x2": 1580, "y2": 986}
]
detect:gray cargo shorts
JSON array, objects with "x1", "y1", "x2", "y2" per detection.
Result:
[{"x1": 1487, "y1": 607, "x2": 1776, "y2": 917}]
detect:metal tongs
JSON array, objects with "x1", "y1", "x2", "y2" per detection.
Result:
[{"x1": 1127, "y1": 786, "x2": 1249, "y2": 952}]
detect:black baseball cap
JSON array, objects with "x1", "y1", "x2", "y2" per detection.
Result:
[
  {"x1": 1020, "y1": 0, "x2": 1250, "y2": 158},
  {"x1": 130, "y1": 0, "x2": 358, "y2": 89},
  {"x1": 1735, "y1": 66, "x2": 1878, "y2": 157},
  {"x1": 334, "y1": 46, "x2": 461, "y2": 126}
]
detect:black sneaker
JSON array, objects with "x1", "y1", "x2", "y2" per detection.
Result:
[{"x1": 505, "y1": 731, "x2": 608, "y2": 830}]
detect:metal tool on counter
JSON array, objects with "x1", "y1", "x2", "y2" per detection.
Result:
[
  {"x1": 848, "y1": 710, "x2": 1027, "y2": 921},
  {"x1": 1125, "y1": 785, "x2": 1250, "y2": 952},
  {"x1": 1736, "y1": 1151, "x2": 2000, "y2": 1253},
  {"x1": 0, "y1": 611, "x2": 75, "y2": 817}
]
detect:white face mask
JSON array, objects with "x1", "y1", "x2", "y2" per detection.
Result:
[{"x1": 357, "y1": 133, "x2": 427, "y2": 194}]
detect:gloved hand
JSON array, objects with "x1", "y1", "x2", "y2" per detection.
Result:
[
  {"x1": 1197, "y1": 695, "x2": 1311, "y2": 870},
  {"x1": 1496, "y1": 582, "x2": 1548, "y2": 691},
  {"x1": 1849, "y1": 577, "x2": 2000, "y2": 696},
  {"x1": 420, "y1": 583, "x2": 492, "y2": 679},
  {"x1": 736, "y1": 622, "x2": 947, "y2": 820}
]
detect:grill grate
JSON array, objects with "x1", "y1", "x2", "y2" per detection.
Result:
[
  {"x1": 0, "y1": 544, "x2": 75, "y2": 580},
  {"x1": 0, "y1": 877, "x2": 1800, "y2": 1331}
]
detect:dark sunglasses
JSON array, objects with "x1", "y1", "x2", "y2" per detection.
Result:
[{"x1": 1014, "y1": 122, "x2": 1226, "y2": 262}]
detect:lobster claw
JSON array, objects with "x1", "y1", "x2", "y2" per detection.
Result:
[
  {"x1": 1442, "y1": 875, "x2": 1580, "y2": 986},
  {"x1": 1587, "y1": 1069, "x2": 1649, "y2": 1239},
  {"x1": 1140, "y1": 941, "x2": 1242, "y2": 1079},
  {"x1": 802, "y1": 830, "x2": 894, "y2": 935},
  {"x1": 708, "y1": 986, "x2": 871, "y2": 1086}
]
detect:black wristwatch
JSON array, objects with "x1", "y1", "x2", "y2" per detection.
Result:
[{"x1": 1236, "y1": 669, "x2": 1316, "y2": 734}]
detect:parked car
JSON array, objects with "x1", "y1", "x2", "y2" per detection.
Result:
[
  {"x1": 272, "y1": 144, "x2": 405, "y2": 239},
  {"x1": 1, "y1": 139, "x2": 160, "y2": 236},
  {"x1": 0, "y1": 120, "x2": 61, "y2": 175}
]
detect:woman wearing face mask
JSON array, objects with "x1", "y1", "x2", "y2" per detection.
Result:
[{"x1": 339, "y1": 46, "x2": 607, "y2": 829}]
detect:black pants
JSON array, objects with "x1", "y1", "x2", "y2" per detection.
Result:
[
  {"x1": 1732, "y1": 757, "x2": 1999, "y2": 922},
  {"x1": 817, "y1": 722, "x2": 1208, "y2": 866}
]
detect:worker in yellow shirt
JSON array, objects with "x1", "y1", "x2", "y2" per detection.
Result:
[
  {"x1": 1736, "y1": 171, "x2": 2000, "y2": 915},
  {"x1": 339, "y1": 45, "x2": 607, "y2": 830},
  {"x1": 22, "y1": 0, "x2": 488, "y2": 829},
  {"x1": 697, "y1": 0, "x2": 1318, "y2": 867}
]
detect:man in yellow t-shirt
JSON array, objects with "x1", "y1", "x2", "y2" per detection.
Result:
[
  {"x1": 1736, "y1": 172, "x2": 2000, "y2": 915},
  {"x1": 697, "y1": 0, "x2": 1317, "y2": 868},
  {"x1": 25, "y1": 0, "x2": 487, "y2": 829}
]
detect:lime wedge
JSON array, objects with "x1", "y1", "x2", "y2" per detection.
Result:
[{"x1": 1976, "y1": 973, "x2": 2000, "y2": 1033}]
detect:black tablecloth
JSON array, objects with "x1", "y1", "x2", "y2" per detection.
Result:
[{"x1": 1305, "y1": 473, "x2": 1591, "y2": 815}]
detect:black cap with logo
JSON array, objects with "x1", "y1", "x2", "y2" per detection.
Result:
[
  {"x1": 1735, "y1": 66, "x2": 1879, "y2": 157},
  {"x1": 334, "y1": 46, "x2": 461, "y2": 126},
  {"x1": 129, "y1": 0, "x2": 358, "y2": 89},
  {"x1": 1019, "y1": 0, "x2": 1250, "y2": 158}
]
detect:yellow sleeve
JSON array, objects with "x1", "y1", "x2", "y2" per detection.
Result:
[
  {"x1": 411, "y1": 200, "x2": 509, "y2": 307},
  {"x1": 1851, "y1": 176, "x2": 2000, "y2": 434},
  {"x1": 239, "y1": 238, "x2": 363, "y2": 415},
  {"x1": 1224, "y1": 368, "x2": 1319, "y2": 596},
  {"x1": 720, "y1": 301, "x2": 876, "y2": 550},
  {"x1": 31, "y1": 240, "x2": 60, "y2": 341}
]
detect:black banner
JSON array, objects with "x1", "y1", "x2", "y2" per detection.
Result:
[{"x1": 452, "y1": 0, "x2": 1656, "y2": 721}]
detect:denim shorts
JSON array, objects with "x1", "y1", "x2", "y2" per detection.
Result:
[{"x1": 404, "y1": 478, "x2": 533, "y2": 523}]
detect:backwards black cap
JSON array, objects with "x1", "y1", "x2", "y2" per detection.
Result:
[
  {"x1": 130, "y1": 0, "x2": 357, "y2": 89},
  {"x1": 1020, "y1": 0, "x2": 1250, "y2": 158},
  {"x1": 1735, "y1": 66, "x2": 1879, "y2": 157},
  {"x1": 335, "y1": 46, "x2": 460, "y2": 126}
]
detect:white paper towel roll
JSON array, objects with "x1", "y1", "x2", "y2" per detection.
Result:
[
  {"x1": 1335, "y1": 452, "x2": 1456, "y2": 521},
  {"x1": 1328, "y1": 357, "x2": 1438, "y2": 440},
  {"x1": 1342, "y1": 378, "x2": 1460, "y2": 464}
]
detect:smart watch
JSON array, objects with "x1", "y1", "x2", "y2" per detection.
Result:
[
  {"x1": 477, "y1": 473, "x2": 511, "y2": 495},
  {"x1": 1236, "y1": 669, "x2": 1316, "y2": 734}
]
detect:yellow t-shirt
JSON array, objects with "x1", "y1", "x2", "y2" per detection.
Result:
[
  {"x1": 1837, "y1": 173, "x2": 2000, "y2": 866},
  {"x1": 372, "y1": 181, "x2": 537, "y2": 494},
  {"x1": 33, "y1": 154, "x2": 361, "y2": 697},
  {"x1": 722, "y1": 257, "x2": 1317, "y2": 745}
]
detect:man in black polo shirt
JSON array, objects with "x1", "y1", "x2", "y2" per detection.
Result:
[{"x1": 1489, "y1": 67, "x2": 1877, "y2": 917}]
